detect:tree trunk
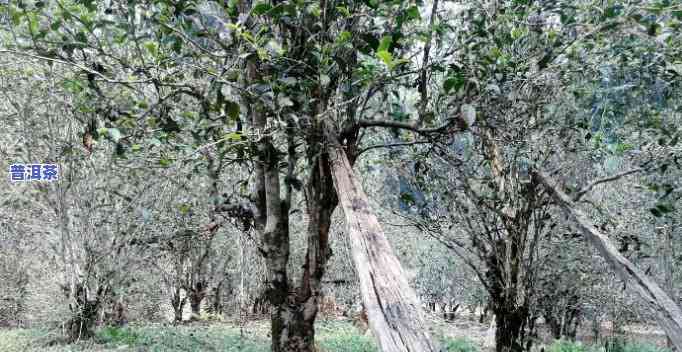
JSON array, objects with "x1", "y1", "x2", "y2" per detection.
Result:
[
  {"x1": 493, "y1": 306, "x2": 527, "y2": 352},
  {"x1": 661, "y1": 222, "x2": 676, "y2": 350},
  {"x1": 326, "y1": 132, "x2": 437, "y2": 352},
  {"x1": 534, "y1": 170, "x2": 682, "y2": 350},
  {"x1": 270, "y1": 303, "x2": 316, "y2": 352},
  {"x1": 170, "y1": 288, "x2": 186, "y2": 323},
  {"x1": 189, "y1": 291, "x2": 203, "y2": 320},
  {"x1": 65, "y1": 283, "x2": 102, "y2": 342},
  {"x1": 211, "y1": 285, "x2": 223, "y2": 316}
]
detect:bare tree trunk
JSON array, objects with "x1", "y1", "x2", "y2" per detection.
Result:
[
  {"x1": 188, "y1": 287, "x2": 205, "y2": 321},
  {"x1": 170, "y1": 288, "x2": 186, "y2": 323},
  {"x1": 534, "y1": 170, "x2": 682, "y2": 350},
  {"x1": 326, "y1": 133, "x2": 437, "y2": 352}
]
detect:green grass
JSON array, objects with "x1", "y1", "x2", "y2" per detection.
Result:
[
  {"x1": 95, "y1": 324, "x2": 270, "y2": 352},
  {"x1": 549, "y1": 340, "x2": 594, "y2": 352},
  {"x1": 317, "y1": 320, "x2": 377, "y2": 352},
  {"x1": 549, "y1": 339, "x2": 671, "y2": 352},
  {"x1": 441, "y1": 337, "x2": 479, "y2": 352},
  {"x1": 0, "y1": 324, "x2": 270, "y2": 352},
  {"x1": 1, "y1": 322, "x2": 671, "y2": 352},
  {"x1": 602, "y1": 337, "x2": 671, "y2": 352}
]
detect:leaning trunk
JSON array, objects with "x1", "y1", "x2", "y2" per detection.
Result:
[
  {"x1": 534, "y1": 170, "x2": 682, "y2": 350},
  {"x1": 326, "y1": 131, "x2": 437, "y2": 352}
]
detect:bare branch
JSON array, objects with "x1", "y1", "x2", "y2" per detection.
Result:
[
  {"x1": 357, "y1": 117, "x2": 461, "y2": 135},
  {"x1": 574, "y1": 167, "x2": 644, "y2": 201},
  {"x1": 358, "y1": 140, "x2": 431, "y2": 155}
]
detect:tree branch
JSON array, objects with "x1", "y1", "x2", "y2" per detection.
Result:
[
  {"x1": 358, "y1": 140, "x2": 431, "y2": 155},
  {"x1": 356, "y1": 117, "x2": 460, "y2": 135},
  {"x1": 574, "y1": 167, "x2": 644, "y2": 201}
]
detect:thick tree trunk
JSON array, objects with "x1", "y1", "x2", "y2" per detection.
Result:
[
  {"x1": 65, "y1": 283, "x2": 102, "y2": 342},
  {"x1": 270, "y1": 303, "x2": 316, "y2": 352},
  {"x1": 534, "y1": 170, "x2": 682, "y2": 350},
  {"x1": 493, "y1": 305, "x2": 528, "y2": 352},
  {"x1": 326, "y1": 133, "x2": 437, "y2": 352}
]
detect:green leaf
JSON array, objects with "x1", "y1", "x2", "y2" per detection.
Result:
[
  {"x1": 225, "y1": 132, "x2": 243, "y2": 141},
  {"x1": 511, "y1": 27, "x2": 525, "y2": 40},
  {"x1": 320, "y1": 74, "x2": 330, "y2": 87},
  {"x1": 178, "y1": 203, "x2": 191, "y2": 214},
  {"x1": 252, "y1": 2, "x2": 272, "y2": 16},
  {"x1": 656, "y1": 203, "x2": 674, "y2": 214},
  {"x1": 443, "y1": 73, "x2": 465, "y2": 94},
  {"x1": 603, "y1": 5, "x2": 622, "y2": 19},
  {"x1": 336, "y1": 6, "x2": 350, "y2": 17},
  {"x1": 650, "y1": 207, "x2": 662, "y2": 217},
  {"x1": 405, "y1": 6, "x2": 420, "y2": 21},
  {"x1": 62, "y1": 79, "x2": 84, "y2": 93},
  {"x1": 378, "y1": 35, "x2": 392, "y2": 52},
  {"x1": 308, "y1": 3, "x2": 321, "y2": 17},
  {"x1": 376, "y1": 50, "x2": 393, "y2": 67},
  {"x1": 337, "y1": 30, "x2": 352, "y2": 44},
  {"x1": 50, "y1": 20, "x2": 62, "y2": 31},
  {"x1": 226, "y1": 101, "x2": 240, "y2": 121},
  {"x1": 143, "y1": 41, "x2": 159, "y2": 57}
]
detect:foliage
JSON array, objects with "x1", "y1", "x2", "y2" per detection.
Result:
[{"x1": 0, "y1": 0, "x2": 681, "y2": 351}]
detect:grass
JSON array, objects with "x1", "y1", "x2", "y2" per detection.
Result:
[
  {"x1": 316, "y1": 320, "x2": 376, "y2": 352},
  {"x1": 0, "y1": 322, "x2": 671, "y2": 352},
  {"x1": 0, "y1": 324, "x2": 270, "y2": 352},
  {"x1": 548, "y1": 339, "x2": 672, "y2": 352}
]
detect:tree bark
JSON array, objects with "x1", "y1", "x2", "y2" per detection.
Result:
[
  {"x1": 326, "y1": 132, "x2": 437, "y2": 352},
  {"x1": 66, "y1": 282, "x2": 103, "y2": 342},
  {"x1": 493, "y1": 306, "x2": 527, "y2": 352},
  {"x1": 534, "y1": 170, "x2": 682, "y2": 350},
  {"x1": 170, "y1": 287, "x2": 186, "y2": 323},
  {"x1": 661, "y1": 222, "x2": 676, "y2": 349},
  {"x1": 188, "y1": 287, "x2": 205, "y2": 320}
]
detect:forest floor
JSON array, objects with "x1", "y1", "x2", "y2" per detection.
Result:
[{"x1": 0, "y1": 314, "x2": 669, "y2": 352}]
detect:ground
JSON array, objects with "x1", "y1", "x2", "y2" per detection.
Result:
[{"x1": 0, "y1": 314, "x2": 670, "y2": 352}]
